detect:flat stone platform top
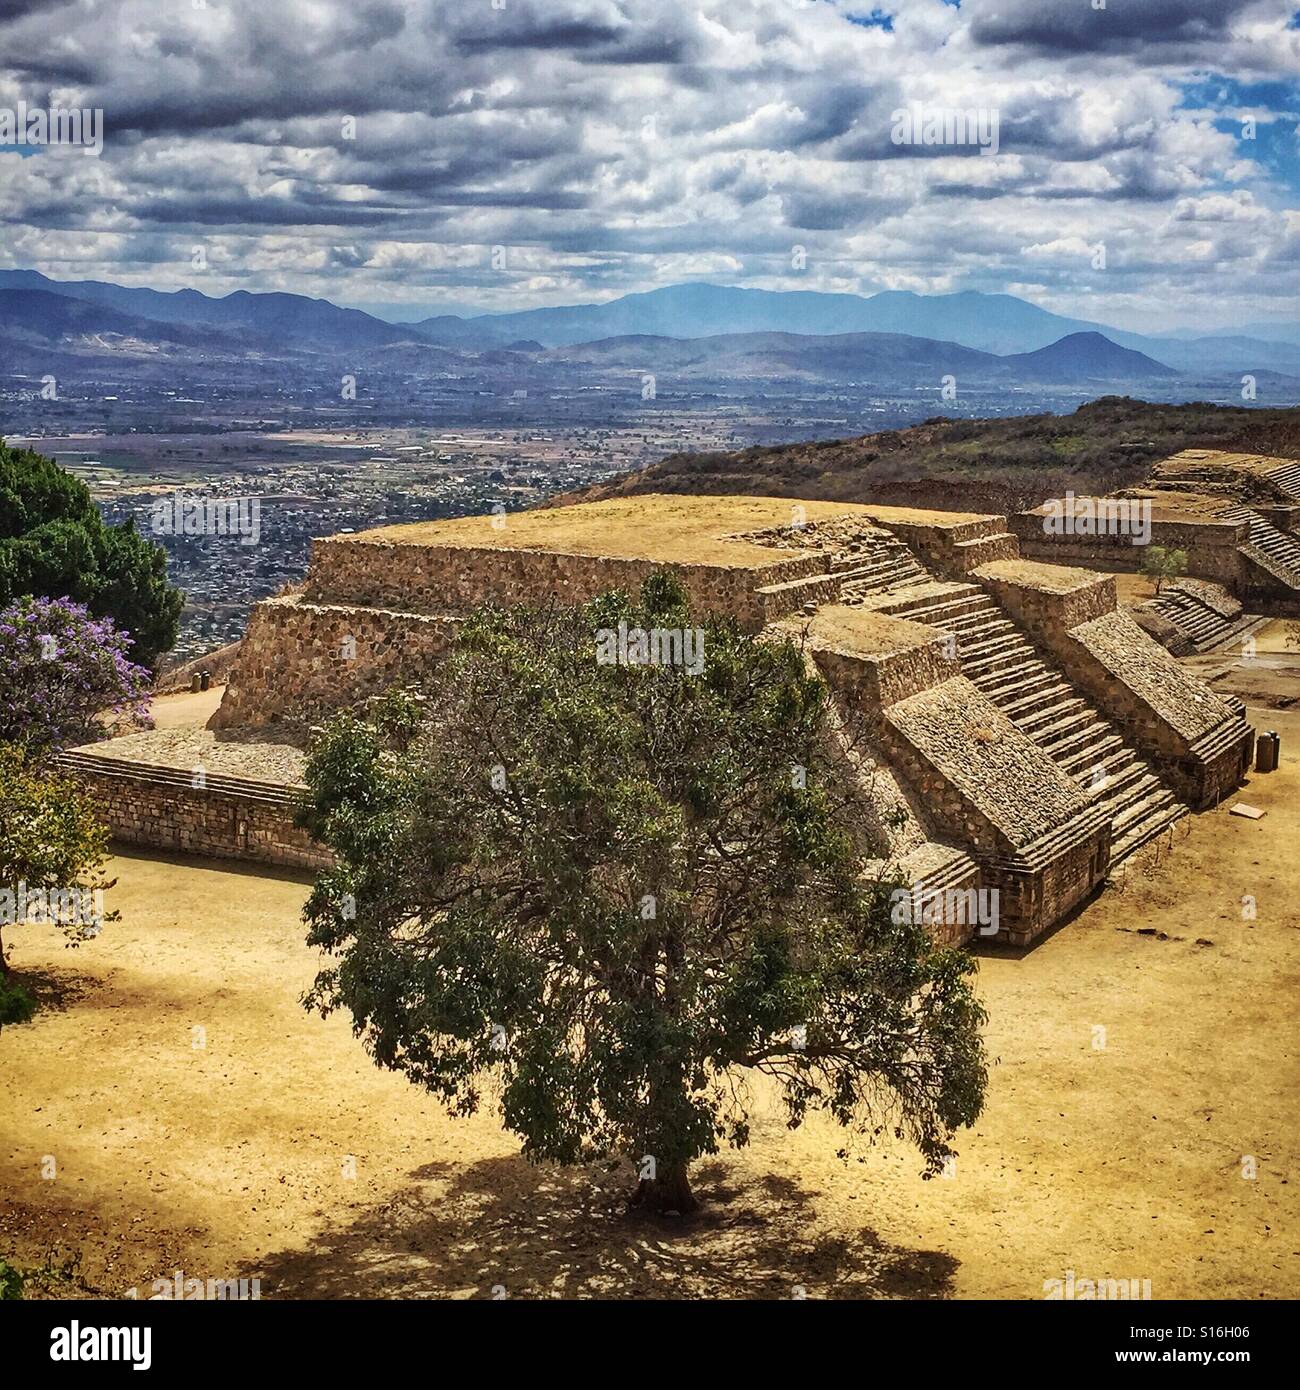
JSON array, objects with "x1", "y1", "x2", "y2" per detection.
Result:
[
  {"x1": 343, "y1": 495, "x2": 997, "y2": 569},
  {"x1": 781, "y1": 603, "x2": 941, "y2": 657},
  {"x1": 1119, "y1": 489, "x2": 1245, "y2": 520},
  {"x1": 70, "y1": 729, "x2": 308, "y2": 787},
  {"x1": 1156, "y1": 448, "x2": 1299, "y2": 478},
  {"x1": 976, "y1": 557, "x2": 1112, "y2": 594}
]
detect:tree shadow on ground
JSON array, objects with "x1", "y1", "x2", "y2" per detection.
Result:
[
  {"x1": 242, "y1": 1155, "x2": 958, "y2": 1300},
  {"x1": 2, "y1": 959, "x2": 96, "y2": 1016}
]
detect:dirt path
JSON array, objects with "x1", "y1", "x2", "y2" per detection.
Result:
[
  {"x1": 3, "y1": 712, "x2": 1298, "y2": 1300},
  {"x1": 147, "y1": 686, "x2": 225, "y2": 730}
]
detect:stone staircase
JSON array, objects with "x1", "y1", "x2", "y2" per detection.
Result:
[
  {"x1": 756, "y1": 533, "x2": 933, "y2": 619},
  {"x1": 1220, "y1": 503, "x2": 1300, "y2": 588},
  {"x1": 837, "y1": 535, "x2": 931, "y2": 600},
  {"x1": 1146, "y1": 586, "x2": 1267, "y2": 654},
  {"x1": 880, "y1": 582, "x2": 1189, "y2": 864},
  {"x1": 1265, "y1": 459, "x2": 1300, "y2": 499}
]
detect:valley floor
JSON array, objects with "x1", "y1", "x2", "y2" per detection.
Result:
[{"x1": 2, "y1": 711, "x2": 1298, "y2": 1300}]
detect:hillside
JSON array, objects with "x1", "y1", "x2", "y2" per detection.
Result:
[
  {"x1": 568, "y1": 398, "x2": 1300, "y2": 514},
  {"x1": 6, "y1": 270, "x2": 1296, "y2": 379},
  {"x1": 544, "y1": 329, "x2": 1175, "y2": 384}
]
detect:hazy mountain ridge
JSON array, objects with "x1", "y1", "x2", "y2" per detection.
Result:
[
  {"x1": 417, "y1": 281, "x2": 1300, "y2": 369},
  {"x1": 545, "y1": 328, "x2": 1177, "y2": 384},
  {"x1": 2, "y1": 270, "x2": 1295, "y2": 389}
]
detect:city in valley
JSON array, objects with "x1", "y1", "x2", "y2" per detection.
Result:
[{"x1": 6, "y1": 424, "x2": 683, "y2": 662}]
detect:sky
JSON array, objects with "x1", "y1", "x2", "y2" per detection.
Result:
[{"x1": 0, "y1": 0, "x2": 1298, "y2": 332}]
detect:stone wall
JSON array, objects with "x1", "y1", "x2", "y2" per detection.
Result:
[
  {"x1": 802, "y1": 610, "x2": 960, "y2": 709},
  {"x1": 212, "y1": 593, "x2": 460, "y2": 730},
  {"x1": 975, "y1": 560, "x2": 1252, "y2": 808},
  {"x1": 884, "y1": 515, "x2": 1016, "y2": 578},
  {"x1": 976, "y1": 559, "x2": 1116, "y2": 631},
  {"x1": 982, "y1": 832, "x2": 1109, "y2": 948},
  {"x1": 1008, "y1": 513, "x2": 1247, "y2": 586},
  {"x1": 305, "y1": 535, "x2": 816, "y2": 630},
  {"x1": 58, "y1": 753, "x2": 331, "y2": 871}
]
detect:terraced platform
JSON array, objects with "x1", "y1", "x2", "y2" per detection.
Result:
[
  {"x1": 64, "y1": 493, "x2": 1253, "y2": 949},
  {"x1": 878, "y1": 581, "x2": 1187, "y2": 865},
  {"x1": 1143, "y1": 581, "x2": 1269, "y2": 655}
]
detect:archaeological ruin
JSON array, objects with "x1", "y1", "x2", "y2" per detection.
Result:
[
  {"x1": 61, "y1": 480, "x2": 1261, "y2": 949},
  {"x1": 1010, "y1": 448, "x2": 1300, "y2": 654}
]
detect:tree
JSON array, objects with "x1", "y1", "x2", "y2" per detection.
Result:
[
  {"x1": 0, "y1": 596, "x2": 152, "y2": 758},
  {"x1": 0, "y1": 439, "x2": 183, "y2": 666},
  {"x1": 0, "y1": 743, "x2": 116, "y2": 982},
  {"x1": 1139, "y1": 545, "x2": 1188, "y2": 595},
  {"x1": 299, "y1": 574, "x2": 987, "y2": 1214}
]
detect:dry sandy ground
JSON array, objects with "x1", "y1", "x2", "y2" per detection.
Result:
[
  {"x1": 148, "y1": 686, "x2": 225, "y2": 730},
  {"x1": 1113, "y1": 573, "x2": 1159, "y2": 607},
  {"x1": 2, "y1": 713, "x2": 1298, "y2": 1301},
  {"x1": 1188, "y1": 621, "x2": 1300, "y2": 711}
]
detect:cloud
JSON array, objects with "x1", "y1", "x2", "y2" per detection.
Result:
[{"x1": 0, "y1": 0, "x2": 1294, "y2": 332}]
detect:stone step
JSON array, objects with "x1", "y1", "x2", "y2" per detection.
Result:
[
  {"x1": 1095, "y1": 759, "x2": 1163, "y2": 808},
  {"x1": 1001, "y1": 680, "x2": 1074, "y2": 719},
  {"x1": 959, "y1": 628, "x2": 1025, "y2": 661},
  {"x1": 974, "y1": 663, "x2": 1058, "y2": 701},
  {"x1": 1060, "y1": 733, "x2": 1127, "y2": 777},
  {"x1": 1085, "y1": 742, "x2": 1145, "y2": 776},
  {"x1": 963, "y1": 642, "x2": 1039, "y2": 678},
  {"x1": 1110, "y1": 794, "x2": 1188, "y2": 865},
  {"x1": 1039, "y1": 718, "x2": 1112, "y2": 764},
  {"x1": 933, "y1": 609, "x2": 1006, "y2": 636},
  {"x1": 888, "y1": 593, "x2": 988, "y2": 625},
  {"x1": 1020, "y1": 700, "x2": 1093, "y2": 741},
  {"x1": 1085, "y1": 758, "x2": 1148, "y2": 802}
]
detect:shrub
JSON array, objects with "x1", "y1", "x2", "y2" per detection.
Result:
[{"x1": 0, "y1": 595, "x2": 151, "y2": 757}]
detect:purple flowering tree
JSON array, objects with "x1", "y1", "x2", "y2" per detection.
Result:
[{"x1": 0, "y1": 596, "x2": 152, "y2": 758}]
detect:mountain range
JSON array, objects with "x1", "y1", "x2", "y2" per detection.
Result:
[
  {"x1": 411, "y1": 281, "x2": 1300, "y2": 373},
  {"x1": 1, "y1": 269, "x2": 1297, "y2": 389}
]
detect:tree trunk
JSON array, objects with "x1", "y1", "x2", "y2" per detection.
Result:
[
  {"x1": 631, "y1": 1160, "x2": 697, "y2": 1215},
  {"x1": 0, "y1": 923, "x2": 8, "y2": 976}
]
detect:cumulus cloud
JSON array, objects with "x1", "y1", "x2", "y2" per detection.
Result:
[{"x1": 0, "y1": 0, "x2": 1295, "y2": 330}]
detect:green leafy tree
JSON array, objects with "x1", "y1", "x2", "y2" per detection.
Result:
[
  {"x1": 299, "y1": 574, "x2": 987, "y2": 1214},
  {"x1": 0, "y1": 439, "x2": 183, "y2": 666},
  {"x1": 1139, "y1": 545, "x2": 1189, "y2": 595},
  {"x1": 0, "y1": 744, "x2": 117, "y2": 982}
]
